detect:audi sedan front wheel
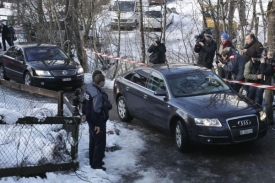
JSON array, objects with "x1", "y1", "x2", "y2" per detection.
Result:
[{"x1": 175, "y1": 120, "x2": 190, "y2": 152}]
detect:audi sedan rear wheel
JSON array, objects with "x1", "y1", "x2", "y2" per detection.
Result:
[
  {"x1": 117, "y1": 96, "x2": 133, "y2": 122},
  {"x1": 175, "y1": 120, "x2": 190, "y2": 152}
]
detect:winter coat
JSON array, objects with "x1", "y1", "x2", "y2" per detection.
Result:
[
  {"x1": 260, "y1": 58, "x2": 275, "y2": 85},
  {"x1": 243, "y1": 40, "x2": 263, "y2": 63},
  {"x1": 244, "y1": 60, "x2": 261, "y2": 83},
  {"x1": 148, "y1": 43, "x2": 166, "y2": 64},
  {"x1": 83, "y1": 83, "x2": 112, "y2": 127},
  {"x1": 0, "y1": 24, "x2": 10, "y2": 38},
  {"x1": 222, "y1": 53, "x2": 245, "y2": 81},
  {"x1": 218, "y1": 40, "x2": 235, "y2": 54},
  {"x1": 194, "y1": 39, "x2": 217, "y2": 69}
]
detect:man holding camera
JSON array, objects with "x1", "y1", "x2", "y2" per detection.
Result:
[
  {"x1": 244, "y1": 53, "x2": 264, "y2": 106},
  {"x1": 148, "y1": 35, "x2": 166, "y2": 64},
  {"x1": 217, "y1": 47, "x2": 245, "y2": 93},
  {"x1": 260, "y1": 50, "x2": 275, "y2": 126},
  {"x1": 194, "y1": 31, "x2": 217, "y2": 69}
]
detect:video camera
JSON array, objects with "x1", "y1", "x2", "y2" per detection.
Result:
[{"x1": 195, "y1": 28, "x2": 212, "y2": 43}]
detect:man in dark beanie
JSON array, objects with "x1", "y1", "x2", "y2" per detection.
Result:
[
  {"x1": 0, "y1": 20, "x2": 12, "y2": 51},
  {"x1": 194, "y1": 30, "x2": 217, "y2": 69},
  {"x1": 148, "y1": 35, "x2": 166, "y2": 64}
]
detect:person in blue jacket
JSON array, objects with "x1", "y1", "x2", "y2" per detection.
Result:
[{"x1": 82, "y1": 74, "x2": 112, "y2": 171}]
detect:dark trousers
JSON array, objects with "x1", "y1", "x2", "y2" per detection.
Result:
[
  {"x1": 230, "y1": 83, "x2": 243, "y2": 93},
  {"x1": 88, "y1": 123, "x2": 106, "y2": 168},
  {"x1": 2, "y1": 36, "x2": 12, "y2": 51},
  {"x1": 247, "y1": 86, "x2": 264, "y2": 106},
  {"x1": 264, "y1": 90, "x2": 274, "y2": 124}
]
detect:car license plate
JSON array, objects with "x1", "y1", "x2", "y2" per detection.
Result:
[
  {"x1": 62, "y1": 78, "x2": 71, "y2": 81},
  {"x1": 240, "y1": 129, "x2": 253, "y2": 135}
]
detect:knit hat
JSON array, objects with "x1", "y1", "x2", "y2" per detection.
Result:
[
  {"x1": 221, "y1": 33, "x2": 229, "y2": 39},
  {"x1": 154, "y1": 35, "x2": 160, "y2": 41},
  {"x1": 204, "y1": 33, "x2": 213, "y2": 39}
]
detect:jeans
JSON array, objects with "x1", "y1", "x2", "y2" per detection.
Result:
[
  {"x1": 264, "y1": 90, "x2": 274, "y2": 124},
  {"x1": 247, "y1": 86, "x2": 264, "y2": 106}
]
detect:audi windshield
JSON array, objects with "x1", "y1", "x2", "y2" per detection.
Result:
[{"x1": 167, "y1": 71, "x2": 230, "y2": 97}]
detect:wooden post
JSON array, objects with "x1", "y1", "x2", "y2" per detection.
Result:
[{"x1": 57, "y1": 91, "x2": 63, "y2": 116}]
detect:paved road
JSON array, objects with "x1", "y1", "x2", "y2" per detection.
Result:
[{"x1": 106, "y1": 89, "x2": 275, "y2": 183}]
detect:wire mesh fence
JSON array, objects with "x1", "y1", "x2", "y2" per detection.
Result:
[
  {"x1": 0, "y1": 80, "x2": 80, "y2": 177},
  {"x1": 0, "y1": 85, "x2": 58, "y2": 119}
]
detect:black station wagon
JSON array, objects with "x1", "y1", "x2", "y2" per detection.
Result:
[
  {"x1": 113, "y1": 63, "x2": 268, "y2": 152},
  {"x1": 0, "y1": 44, "x2": 84, "y2": 88}
]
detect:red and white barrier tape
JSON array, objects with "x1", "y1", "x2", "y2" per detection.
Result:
[
  {"x1": 224, "y1": 79, "x2": 275, "y2": 90},
  {"x1": 84, "y1": 48, "x2": 148, "y2": 66},
  {"x1": 85, "y1": 48, "x2": 275, "y2": 90}
]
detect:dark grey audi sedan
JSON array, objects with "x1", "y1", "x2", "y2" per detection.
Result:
[
  {"x1": 113, "y1": 63, "x2": 268, "y2": 152},
  {"x1": 0, "y1": 44, "x2": 84, "y2": 88}
]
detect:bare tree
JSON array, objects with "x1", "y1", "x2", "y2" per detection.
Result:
[
  {"x1": 138, "y1": 0, "x2": 145, "y2": 63},
  {"x1": 267, "y1": 0, "x2": 275, "y2": 49}
]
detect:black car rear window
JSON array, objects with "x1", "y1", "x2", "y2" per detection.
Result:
[
  {"x1": 25, "y1": 47, "x2": 68, "y2": 61},
  {"x1": 145, "y1": 11, "x2": 162, "y2": 18}
]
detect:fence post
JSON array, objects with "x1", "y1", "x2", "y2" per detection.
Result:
[{"x1": 58, "y1": 91, "x2": 63, "y2": 116}]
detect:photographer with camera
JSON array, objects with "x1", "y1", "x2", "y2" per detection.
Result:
[
  {"x1": 260, "y1": 50, "x2": 275, "y2": 126},
  {"x1": 194, "y1": 29, "x2": 217, "y2": 69},
  {"x1": 217, "y1": 47, "x2": 245, "y2": 93},
  {"x1": 148, "y1": 35, "x2": 166, "y2": 64},
  {"x1": 244, "y1": 53, "x2": 264, "y2": 106}
]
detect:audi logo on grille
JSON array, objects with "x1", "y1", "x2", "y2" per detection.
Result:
[
  {"x1": 62, "y1": 70, "x2": 68, "y2": 75},
  {"x1": 237, "y1": 120, "x2": 251, "y2": 126}
]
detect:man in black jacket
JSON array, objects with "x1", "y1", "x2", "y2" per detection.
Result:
[
  {"x1": 242, "y1": 33, "x2": 263, "y2": 63},
  {"x1": 148, "y1": 36, "x2": 166, "y2": 64},
  {"x1": 0, "y1": 20, "x2": 12, "y2": 51},
  {"x1": 83, "y1": 74, "x2": 112, "y2": 171},
  {"x1": 260, "y1": 50, "x2": 275, "y2": 125},
  {"x1": 194, "y1": 31, "x2": 217, "y2": 69}
]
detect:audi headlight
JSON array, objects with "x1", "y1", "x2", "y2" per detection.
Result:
[
  {"x1": 194, "y1": 118, "x2": 222, "y2": 127},
  {"x1": 35, "y1": 70, "x2": 51, "y2": 76},
  {"x1": 77, "y1": 67, "x2": 84, "y2": 74},
  {"x1": 259, "y1": 111, "x2": 266, "y2": 121}
]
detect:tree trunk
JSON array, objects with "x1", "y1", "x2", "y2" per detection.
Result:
[
  {"x1": 227, "y1": 0, "x2": 235, "y2": 40},
  {"x1": 259, "y1": 0, "x2": 267, "y2": 44},
  {"x1": 267, "y1": 0, "x2": 275, "y2": 49},
  {"x1": 138, "y1": 0, "x2": 145, "y2": 63},
  {"x1": 162, "y1": 1, "x2": 167, "y2": 44},
  {"x1": 237, "y1": 0, "x2": 246, "y2": 47}
]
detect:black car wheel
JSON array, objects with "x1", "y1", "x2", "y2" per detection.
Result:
[
  {"x1": 24, "y1": 72, "x2": 32, "y2": 86},
  {"x1": 117, "y1": 96, "x2": 133, "y2": 122},
  {"x1": 175, "y1": 120, "x2": 190, "y2": 152},
  {"x1": 0, "y1": 64, "x2": 9, "y2": 80}
]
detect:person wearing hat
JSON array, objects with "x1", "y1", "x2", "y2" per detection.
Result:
[
  {"x1": 244, "y1": 52, "x2": 264, "y2": 105},
  {"x1": 194, "y1": 31, "x2": 217, "y2": 69},
  {"x1": 218, "y1": 47, "x2": 245, "y2": 93},
  {"x1": 0, "y1": 20, "x2": 12, "y2": 51},
  {"x1": 148, "y1": 35, "x2": 166, "y2": 64},
  {"x1": 216, "y1": 32, "x2": 235, "y2": 78}
]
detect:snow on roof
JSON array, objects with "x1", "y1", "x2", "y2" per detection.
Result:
[
  {"x1": 0, "y1": 8, "x2": 14, "y2": 16},
  {"x1": 147, "y1": 5, "x2": 163, "y2": 12}
]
